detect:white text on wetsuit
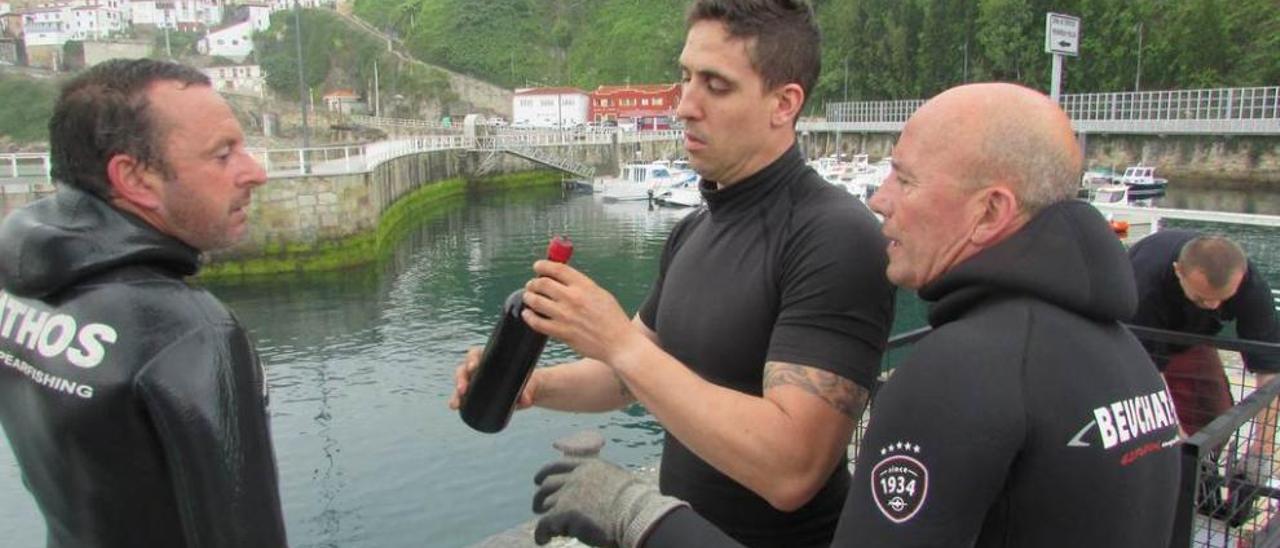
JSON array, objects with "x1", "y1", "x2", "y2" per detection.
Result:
[
  {"x1": 1093, "y1": 389, "x2": 1178, "y2": 449},
  {"x1": 0, "y1": 290, "x2": 117, "y2": 368}
]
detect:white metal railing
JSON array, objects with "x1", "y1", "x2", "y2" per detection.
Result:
[
  {"x1": 349, "y1": 114, "x2": 462, "y2": 132},
  {"x1": 249, "y1": 136, "x2": 469, "y2": 176},
  {"x1": 477, "y1": 132, "x2": 614, "y2": 149},
  {"x1": 619, "y1": 130, "x2": 684, "y2": 143},
  {"x1": 819, "y1": 86, "x2": 1280, "y2": 135},
  {"x1": 1, "y1": 153, "x2": 51, "y2": 180},
  {"x1": 1092, "y1": 203, "x2": 1280, "y2": 228}
]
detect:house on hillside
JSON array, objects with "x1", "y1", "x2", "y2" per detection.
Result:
[
  {"x1": 204, "y1": 63, "x2": 264, "y2": 96},
  {"x1": 197, "y1": 19, "x2": 253, "y2": 61},
  {"x1": 323, "y1": 89, "x2": 366, "y2": 114},
  {"x1": 128, "y1": 0, "x2": 219, "y2": 29},
  {"x1": 589, "y1": 83, "x2": 681, "y2": 130},
  {"x1": 512, "y1": 87, "x2": 588, "y2": 128},
  {"x1": 67, "y1": 3, "x2": 126, "y2": 40},
  {"x1": 22, "y1": 14, "x2": 66, "y2": 69}
]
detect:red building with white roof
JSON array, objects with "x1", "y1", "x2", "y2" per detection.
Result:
[{"x1": 588, "y1": 83, "x2": 681, "y2": 129}]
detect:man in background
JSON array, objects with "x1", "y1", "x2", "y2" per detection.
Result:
[{"x1": 1129, "y1": 231, "x2": 1280, "y2": 481}]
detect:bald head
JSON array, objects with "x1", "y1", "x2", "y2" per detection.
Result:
[{"x1": 907, "y1": 83, "x2": 1083, "y2": 214}]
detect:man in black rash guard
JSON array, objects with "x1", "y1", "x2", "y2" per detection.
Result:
[
  {"x1": 451, "y1": 1, "x2": 893, "y2": 546},
  {"x1": 1129, "y1": 231, "x2": 1280, "y2": 479},
  {"x1": 0, "y1": 59, "x2": 286, "y2": 547},
  {"x1": 528, "y1": 83, "x2": 1182, "y2": 547}
]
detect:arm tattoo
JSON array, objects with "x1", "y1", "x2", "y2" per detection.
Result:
[{"x1": 763, "y1": 362, "x2": 869, "y2": 419}]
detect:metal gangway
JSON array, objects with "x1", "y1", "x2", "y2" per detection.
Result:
[{"x1": 815, "y1": 86, "x2": 1280, "y2": 135}]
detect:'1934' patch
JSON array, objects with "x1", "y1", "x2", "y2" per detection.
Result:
[{"x1": 871, "y1": 442, "x2": 928, "y2": 524}]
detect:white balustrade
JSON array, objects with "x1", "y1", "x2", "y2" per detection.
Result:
[{"x1": 819, "y1": 86, "x2": 1280, "y2": 135}]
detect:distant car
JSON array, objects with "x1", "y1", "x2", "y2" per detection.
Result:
[{"x1": 490, "y1": 116, "x2": 508, "y2": 126}]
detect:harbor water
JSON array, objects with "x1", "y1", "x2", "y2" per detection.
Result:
[{"x1": 0, "y1": 182, "x2": 1277, "y2": 547}]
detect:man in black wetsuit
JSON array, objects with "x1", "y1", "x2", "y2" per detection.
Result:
[
  {"x1": 1129, "y1": 231, "x2": 1280, "y2": 479},
  {"x1": 0, "y1": 59, "x2": 286, "y2": 547},
  {"x1": 526, "y1": 84, "x2": 1183, "y2": 547},
  {"x1": 451, "y1": 1, "x2": 893, "y2": 546}
]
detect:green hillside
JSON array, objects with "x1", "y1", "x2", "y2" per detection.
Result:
[
  {"x1": 0, "y1": 73, "x2": 57, "y2": 145},
  {"x1": 255, "y1": 9, "x2": 458, "y2": 117},
  {"x1": 354, "y1": 0, "x2": 1279, "y2": 107}
]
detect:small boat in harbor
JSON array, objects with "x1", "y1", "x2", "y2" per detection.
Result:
[
  {"x1": 1119, "y1": 165, "x2": 1169, "y2": 198},
  {"x1": 596, "y1": 162, "x2": 691, "y2": 202},
  {"x1": 1081, "y1": 166, "x2": 1121, "y2": 189}
]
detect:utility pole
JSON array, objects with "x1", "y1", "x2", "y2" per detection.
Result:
[
  {"x1": 293, "y1": 0, "x2": 311, "y2": 167},
  {"x1": 1134, "y1": 22, "x2": 1143, "y2": 92},
  {"x1": 163, "y1": 10, "x2": 172, "y2": 58},
  {"x1": 835, "y1": 55, "x2": 848, "y2": 159},
  {"x1": 373, "y1": 60, "x2": 380, "y2": 117}
]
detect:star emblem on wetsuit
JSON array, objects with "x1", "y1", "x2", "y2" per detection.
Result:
[{"x1": 871, "y1": 441, "x2": 929, "y2": 524}]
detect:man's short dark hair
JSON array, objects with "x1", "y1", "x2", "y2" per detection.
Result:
[
  {"x1": 686, "y1": 0, "x2": 821, "y2": 109},
  {"x1": 1179, "y1": 236, "x2": 1248, "y2": 288},
  {"x1": 48, "y1": 58, "x2": 211, "y2": 199}
]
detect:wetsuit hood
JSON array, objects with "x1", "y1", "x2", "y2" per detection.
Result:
[
  {"x1": 0, "y1": 184, "x2": 199, "y2": 298},
  {"x1": 920, "y1": 200, "x2": 1137, "y2": 326}
]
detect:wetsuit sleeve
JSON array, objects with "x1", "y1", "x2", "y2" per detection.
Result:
[
  {"x1": 642, "y1": 506, "x2": 746, "y2": 547},
  {"x1": 768, "y1": 205, "x2": 894, "y2": 390},
  {"x1": 833, "y1": 331, "x2": 1024, "y2": 546},
  {"x1": 135, "y1": 323, "x2": 288, "y2": 548},
  {"x1": 1234, "y1": 267, "x2": 1280, "y2": 373}
]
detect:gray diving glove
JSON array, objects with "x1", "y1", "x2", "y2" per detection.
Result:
[{"x1": 532, "y1": 457, "x2": 688, "y2": 547}]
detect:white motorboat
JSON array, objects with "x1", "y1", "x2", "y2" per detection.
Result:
[
  {"x1": 596, "y1": 163, "x2": 688, "y2": 202},
  {"x1": 1118, "y1": 166, "x2": 1168, "y2": 198}
]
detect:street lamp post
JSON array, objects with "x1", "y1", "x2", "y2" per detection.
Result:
[
  {"x1": 1134, "y1": 22, "x2": 1143, "y2": 92},
  {"x1": 293, "y1": 0, "x2": 311, "y2": 170}
]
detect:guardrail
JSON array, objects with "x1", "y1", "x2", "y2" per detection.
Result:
[
  {"x1": 249, "y1": 136, "x2": 469, "y2": 177},
  {"x1": 348, "y1": 114, "x2": 461, "y2": 132},
  {"x1": 619, "y1": 130, "x2": 684, "y2": 143},
  {"x1": 2, "y1": 153, "x2": 51, "y2": 180},
  {"x1": 477, "y1": 131, "x2": 614, "y2": 149},
  {"x1": 820, "y1": 86, "x2": 1280, "y2": 135}
]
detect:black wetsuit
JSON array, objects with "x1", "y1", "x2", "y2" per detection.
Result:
[
  {"x1": 0, "y1": 186, "x2": 287, "y2": 547},
  {"x1": 638, "y1": 145, "x2": 894, "y2": 547},
  {"x1": 644, "y1": 200, "x2": 1181, "y2": 547},
  {"x1": 1129, "y1": 229, "x2": 1280, "y2": 373}
]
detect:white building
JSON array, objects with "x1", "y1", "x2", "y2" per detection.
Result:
[
  {"x1": 128, "y1": 0, "x2": 219, "y2": 29},
  {"x1": 512, "y1": 87, "x2": 589, "y2": 128},
  {"x1": 197, "y1": 19, "x2": 252, "y2": 61},
  {"x1": 22, "y1": 18, "x2": 65, "y2": 46},
  {"x1": 67, "y1": 4, "x2": 125, "y2": 40},
  {"x1": 241, "y1": 1, "x2": 269, "y2": 30},
  {"x1": 268, "y1": 0, "x2": 330, "y2": 10},
  {"x1": 204, "y1": 63, "x2": 265, "y2": 96}
]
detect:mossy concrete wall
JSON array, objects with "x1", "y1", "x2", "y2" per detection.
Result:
[
  {"x1": 798, "y1": 130, "x2": 1280, "y2": 186},
  {"x1": 202, "y1": 149, "x2": 557, "y2": 278},
  {"x1": 1079, "y1": 134, "x2": 1280, "y2": 186}
]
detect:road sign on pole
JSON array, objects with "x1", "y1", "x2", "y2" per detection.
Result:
[
  {"x1": 1045, "y1": 13, "x2": 1081, "y2": 56},
  {"x1": 1045, "y1": 12, "x2": 1080, "y2": 103}
]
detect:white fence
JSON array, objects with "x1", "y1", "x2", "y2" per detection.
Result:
[
  {"x1": 250, "y1": 136, "x2": 470, "y2": 177},
  {"x1": 819, "y1": 86, "x2": 1280, "y2": 135}
]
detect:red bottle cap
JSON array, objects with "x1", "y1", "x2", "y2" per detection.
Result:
[{"x1": 546, "y1": 235, "x2": 574, "y2": 264}]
